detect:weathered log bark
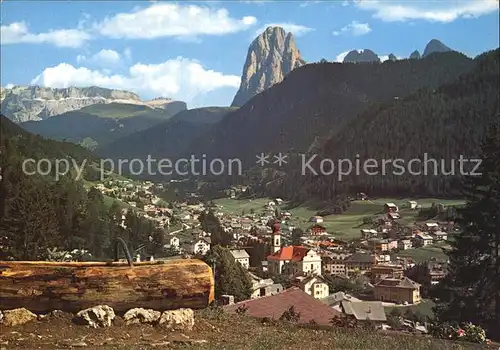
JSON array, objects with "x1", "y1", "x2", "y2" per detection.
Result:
[{"x1": 0, "y1": 259, "x2": 214, "y2": 314}]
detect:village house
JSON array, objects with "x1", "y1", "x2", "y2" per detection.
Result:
[
  {"x1": 373, "y1": 277, "x2": 421, "y2": 304},
  {"x1": 309, "y1": 224, "x2": 327, "y2": 236},
  {"x1": 398, "y1": 239, "x2": 412, "y2": 250},
  {"x1": 428, "y1": 262, "x2": 447, "y2": 285},
  {"x1": 369, "y1": 264, "x2": 404, "y2": 284},
  {"x1": 291, "y1": 273, "x2": 330, "y2": 299},
  {"x1": 267, "y1": 247, "x2": 323, "y2": 276},
  {"x1": 322, "y1": 256, "x2": 346, "y2": 275},
  {"x1": 324, "y1": 291, "x2": 361, "y2": 311},
  {"x1": 248, "y1": 272, "x2": 283, "y2": 299},
  {"x1": 340, "y1": 301, "x2": 387, "y2": 325},
  {"x1": 224, "y1": 288, "x2": 341, "y2": 326},
  {"x1": 424, "y1": 222, "x2": 440, "y2": 232},
  {"x1": 414, "y1": 233, "x2": 434, "y2": 247},
  {"x1": 384, "y1": 203, "x2": 399, "y2": 213},
  {"x1": 241, "y1": 218, "x2": 253, "y2": 231},
  {"x1": 230, "y1": 249, "x2": 250, "y2": 269},
  {"x1": 432, "y1": 231, "x2": 448, "y2": 242},
  {"x1": 165, "y1": 236, "x2": 180, "y2": 250},
  {"x1": 344, "y1": 253, "x2": 376, "y2": 276},
  {"x1": 309, "y1": 216, "x2": 324, "y2": 224},
  {"x1": 361, "y1": 229, "x2": 378, "y2": 239},
  {"x1": 188, "y1": 237, "x2": 211, "y2": 255},
  {"x1": 408, "y1": 200, "x2": 418, "y2": 210},
  {"x1": 388, "y1": 212, "x2": 401, "y2": 220},
  {"x1": 370, "y1": 239, "x2": 389, "y2": 252}
]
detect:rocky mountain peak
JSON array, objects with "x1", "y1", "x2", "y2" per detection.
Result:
[
  {"x1": 423, "y1": 39, "x2": 453, "y2": 57},
  {"x1": 343, "y1": 49, "x2": 381, "y2": 63},
  {"x1": 0, "y1": 86, "x2": 186, "y2": 123},
  {"x1": 388, "y1": 53, "x2": 398, "y2": 61},
  {"x1": 409, "y1": 50, "x2": 421, "y2": 59},
  {"x1": 231, "y1": 26, "x2": 306, "y2": 107}
]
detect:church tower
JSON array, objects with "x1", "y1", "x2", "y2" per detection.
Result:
[{"x1": 271, "y1": 222, "x2": 281, "y2": 254}]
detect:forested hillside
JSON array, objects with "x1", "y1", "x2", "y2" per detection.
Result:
[
  {"x1": 0, "y1": 115, "x2": 160, "y2": 260},
  {"x1": 187, "y1": 52, "x2": 475, "y2": 165},
  {"x1": 98, "y1": 107, "x2": 236, "y2": 162},
  {"x1": 268, "y1": 49, "x2": 500, "y2": 200}
]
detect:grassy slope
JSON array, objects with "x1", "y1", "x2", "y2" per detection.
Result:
[
  {"x1": 183, "y1": 311, "x2": 483, "y2": 350},
  {"x1": 80, "y1": 103, "x2": 170, "y2": 119}
]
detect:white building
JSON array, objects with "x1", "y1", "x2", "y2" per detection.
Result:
[
  {"x1": 267, "y1": 246, "x2": 322, "y2": 276},
  {"x1": 415, "y1": 233, "x2": 434, "y2": 247},
  {"x1": 230, "y1": 249, "x2": 250, "y2": 269},
  {"x1": 292, "y1": 273, "x2": 329, "y2": 299},
  {"x1": 190, "y1": 238, "x2": 211, "y2": 255}
]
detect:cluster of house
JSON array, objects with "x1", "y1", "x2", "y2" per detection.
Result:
[
  {"x1": 94, "y1": 180, "x2": 173, "y2": 229},
  {"x1": 221, "y1": 222, "x2": 440, "y2": 330},
  {"x1": 358, "y1": 202, "x2": 454, "y2": 253}
]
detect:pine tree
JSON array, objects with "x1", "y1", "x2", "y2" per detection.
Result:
[
  {"x1": 203, "y1": 246, "x2": 252, "y2": 302},
  {"x1": 433, "y1": 123, "x2": 500, "y2": 340}
]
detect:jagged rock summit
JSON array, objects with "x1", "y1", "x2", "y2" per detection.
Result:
[
  {"x1": 0, "y1": 86, "x2": 187, "y2": 123},
  {"x1": 343, "y1": 49, "x2": 381, "y2": 63},
  {"x1": 388, "y1": 53, "x2": 398, "y2": 61},
  {"x1": 231, "y1": 26, "x2": 306, "y2": 107},
  {"x1": 423, "y1": 39, "x2": 454, "y2": 57},
  {"x1": 409, "y1": 50, "x2": 421, "y2": 59}
]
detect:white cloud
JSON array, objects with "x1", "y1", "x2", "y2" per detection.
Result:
[
  {"x1": 77, "y1": 49, "x2": 122, "y2": 67},
  {"x1": 30, "y1": 58, "x2": 241, "y2": 104},
  {"x1": 333, "y1": 21, "x2": 371, "y2": 36},
  {"x1": 254, "y1": 23, "x2": 315, "y2": 38},
  {"x1": 95, "y1": 3, "x2": 257, "y2": 40},
  {"x1": 355, "y1": 0, "x2": 499, "y2": 22},
  {"x1": 0, "y1": 21, "x2": 90, "y2": 48},
  {"x1": 4, "y1": 83, "x2": 14, "y2": 89},
  {"x1": 299, "y1": 1, "x2": 320, "y2": 8},
  {"x1": 341, "y1": 1, "x2": 350, "y2": 6}
]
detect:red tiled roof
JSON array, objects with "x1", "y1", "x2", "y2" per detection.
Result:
[
  {"x1": 267, "y1": 246, "x2": 309, "y2": 262},
  {"x1": 224, "y1": 288, "x2": 340, "y2": 326}
]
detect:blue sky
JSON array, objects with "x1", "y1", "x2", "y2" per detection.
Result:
[{"x1": 1, "y1": 0, "x2": 499, "y2": 107}]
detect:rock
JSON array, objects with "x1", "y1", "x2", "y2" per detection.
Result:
[
  {"x1": 423, "y1": 39, "x2": 454, "y2": 57},
  {"x1": 0, "y1": 86, "x2": 186, "y2": 123},
  {"x1": 158, "y1": 308, "x2": 195, "y2": 331},
  {"x1": 0, "y1": 310, "x2": 3, "y2": 323},
  {"x1": 409, "y1": 50, "x2": 421, "y2": 59},
  {"x1": 150, "y1": 341, "x2": 171, "y2": 347},
  {"x1": 343, "y1": 49, "x2": 381, "y2": 63},
  {"x1": 123, "y1": 308, "x2": 161, "y2": 325},
  {"x1": 0, "y1": 308, "x2": 37, "y2": 326},
  {"x1": 63, "y1": 341, "x2": 87, "y2": 347},
  {"x1": 75, "y1": 305, "x2": 115, "y2": 328},
  {"x1": 388, "y1": 53, "x2": 398, "y2": 61},
  {"x1": 231, "y1": 26, "x2": 305, "y2": 107}
]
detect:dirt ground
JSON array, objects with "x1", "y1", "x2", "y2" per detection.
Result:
[{"x1": 0, "y1": 311, "x2": 210, "y2": 350}]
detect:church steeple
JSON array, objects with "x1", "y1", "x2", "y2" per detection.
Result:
[{"x1": 271, "y1": 222, "x2": 281, "y2": 254}]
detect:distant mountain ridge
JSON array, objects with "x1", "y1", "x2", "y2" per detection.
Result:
[
  {"x1": 170, "y1": 51, "x2": 475, "y2": 189},
  {"x1": 231, "y1": 26, "x2": 306, "y2": 107},
  {"x1": 21, "y1": 102, "x2": 183, "y2": 150},
  {"x1": 341, "y1": 39, "x2": 455, "y2": 63},
  {"x1": 0, "y1": 85, "x2": 186, "y2": 123}
]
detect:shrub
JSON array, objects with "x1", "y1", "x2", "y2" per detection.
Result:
[
  {"x1": 429, "y1": 322, "x2": 487, "y2": 343},
  {"x1": 236, "y1": 304, "x2": 248, "y2": 315},
  {"x1": 279, "y1": 306, "x2": 301, "y2": 323}
]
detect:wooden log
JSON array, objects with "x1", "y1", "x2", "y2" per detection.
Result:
[{"x1": 0, "y1": 259, "x2": 214, "y2": 314}]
